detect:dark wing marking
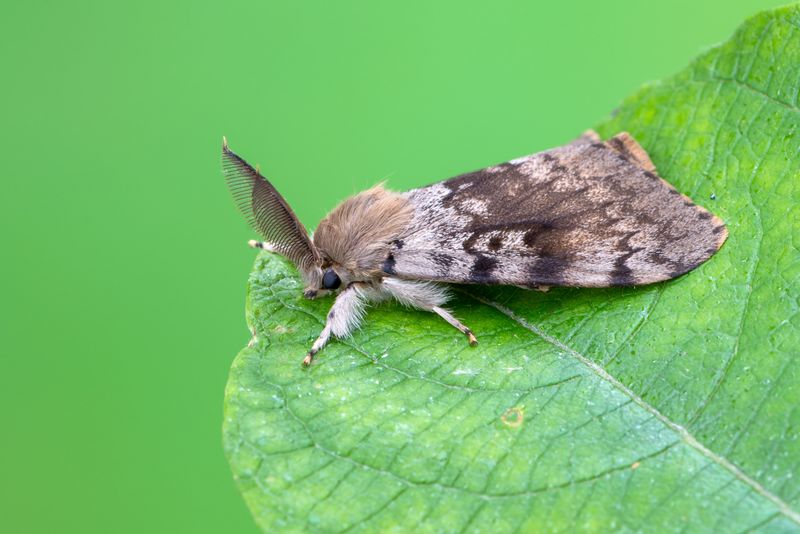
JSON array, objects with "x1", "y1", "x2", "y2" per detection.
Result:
[
  {"x1": 603, "y1": 131, "x2": 656, "y2": 173},
  {"x1": 389, "y1": 132, "x2": 727, "y2": 288},
  {"x1": 222, "y1": 138, "x2": 320, "y2": 270}
]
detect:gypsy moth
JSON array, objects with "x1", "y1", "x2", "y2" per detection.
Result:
[{"x1": 223, "y1": 131, "x2": 727, "y2": 365}]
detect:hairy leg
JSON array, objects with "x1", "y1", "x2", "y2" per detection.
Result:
[
  {"x1": 381, "y1": 278, "x2": 478, "y2": 345},
  {"x1": 431, "y1": 306, "x2": 478, "y2": 345},
  {"x1": 303, "y1": 283, "x2": 372, "y2": 366}
]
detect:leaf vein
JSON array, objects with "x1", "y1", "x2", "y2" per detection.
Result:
[{"x1": 462, "y1": 291, "x2": 800, "y2": 524}]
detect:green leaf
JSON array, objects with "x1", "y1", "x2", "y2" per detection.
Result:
[{"x1": 224, "y1": 5, "x2": 800, "y2": 532}]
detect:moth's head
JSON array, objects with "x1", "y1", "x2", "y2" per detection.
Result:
[
  {"x1": 301, "y1": 260, "x2": 355, "y2": 300},
  {"x1": 300, "y1": 184, "x2": 413, "y2": 299}
]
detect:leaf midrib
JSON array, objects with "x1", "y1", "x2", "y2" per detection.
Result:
[{"x1": 463, "y1": 290, "x2": 800, "y2": 525}]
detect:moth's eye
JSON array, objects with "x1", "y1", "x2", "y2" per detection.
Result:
[{"x1": 322, "y1": 269, "x2": 341, "y2": 290}]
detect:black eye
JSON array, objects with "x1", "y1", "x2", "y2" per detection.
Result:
[{"x1": 322, "y1": 269, "x2": 341, "y2": 290}]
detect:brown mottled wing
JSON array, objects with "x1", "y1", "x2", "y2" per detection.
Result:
[
  {"x1": 222, "y1": 139, "x2": 320, "y2": 270},
  {"x1": 386, "y1": 132, "x2": 727, "y2": 288}
]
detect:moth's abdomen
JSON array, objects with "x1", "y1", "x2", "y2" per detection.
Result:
[{"x1": 389, "y1": 132, "x2": 727, "y2": 288}]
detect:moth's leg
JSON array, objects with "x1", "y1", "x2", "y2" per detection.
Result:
[
  {"x1": 248, "y1": 240, "x2": 276, "y2": 251},
  {"x1": 247, "y1": 325, "x2": 258, "y2": 347},
  {"x1": 514, "y1": 284, "x2": 550, "y2": 293},
  {"x1": 248, "y1": 241, "x2": 327, "y2": 301},
  {"x1": 381, "y1": 278, "x2": 478, "y2": 346},
  {"x1": 303, "y1": 288, "x2": 330, "y2": 300},
  {"x1": 303, "y1": 283, "x2": 370, "y2": 366},
  {"x1": 431, "y1": 306, "x2": 478, "y2": 346},
  {"x1": 304, "y1": 324, "x2": 332, "y2": 366}
]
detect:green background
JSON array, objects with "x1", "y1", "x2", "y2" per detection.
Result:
[{"x1": 0, "y1": 1, "x2": 786, "y2": 532}]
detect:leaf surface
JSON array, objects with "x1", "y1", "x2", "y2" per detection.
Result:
[{"x1": 224, "y1": 6, "x2": 800, "y2": 531}]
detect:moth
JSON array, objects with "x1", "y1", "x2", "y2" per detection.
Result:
[{"x1": 222, "y1": 131, "x2": 727, "y2": 366}]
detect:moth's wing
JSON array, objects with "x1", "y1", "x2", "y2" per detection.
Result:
[
  {"x1": 387, "y1": 133, "x2": 727, "y2": 288},
  {"x1": 568, "y1": 129, "x2": 601, "y2": 146},
  {"x1": 222, "y1": 139, "x2": 320, "y2": 270}
]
